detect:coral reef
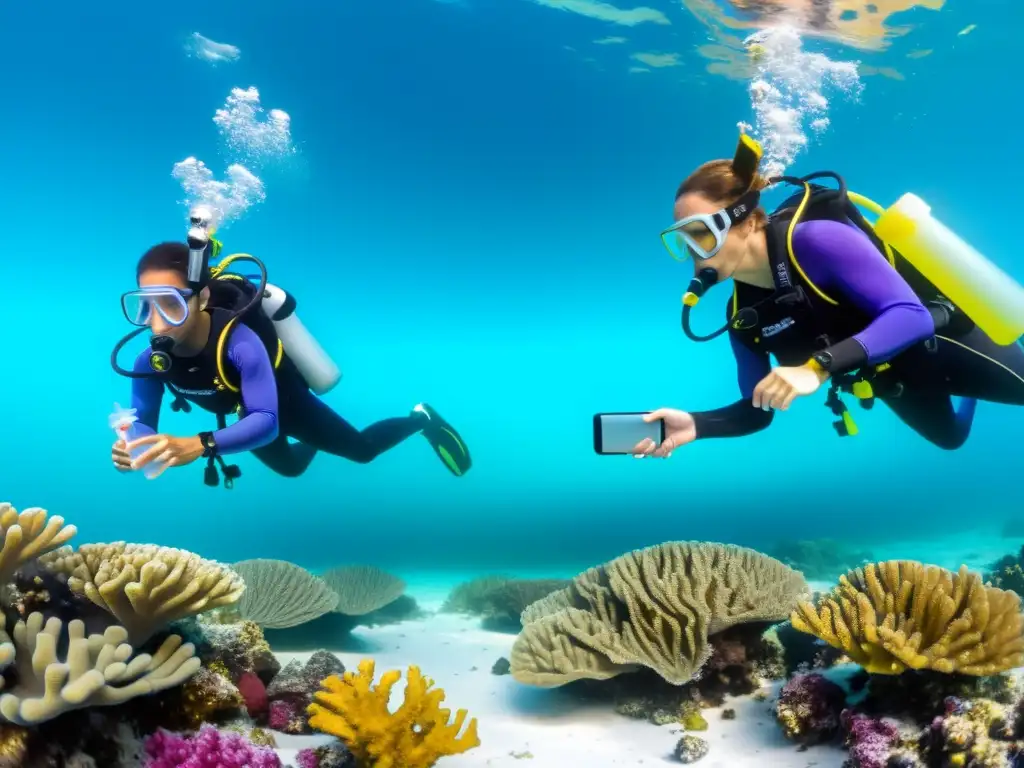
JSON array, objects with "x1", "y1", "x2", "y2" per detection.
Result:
[
  {"x1": 268, "y1": 699, "x2": 304, "y2": 734},
  {"x1": 841, "y1": 710, "x2": 902, "y2": 768},
  {"x1": 40, "y1": 542, "x2": 245, "y2": 644},
  {"x1": 237, "y1": 671, "x2": 268, "y2": 718},
  {"x1": 266, "y1": 649, "x2": 345, "y2": 733},
  {"x1": 192, "y1": 617, "x2": 281, "y2": 683},
  {"x1": 511, "y1": 541, "x2": 807, "y2": 686},
  {"x1": 320, "y1": 565, "x2": 406, "y2": 616},
  {"x1": 0, "y1": 611, "x2": 200, "y2": 725},
  {"x1": 768, "y1": 538, "x2": 874, "y2": 581},
  {"x1": 307, "y1": 658, "x2": 480, "y2": 768},
  {"x1": 175, "y1": 666, "x2": 246, "y2": 728},
  {"x1": 441, "y1": 576, "x2": 571, "y2": 631},
  {"x1": 673, "y1": 734, "x2": 709, "y2": 763},
  {"x1": 791, "y1": 560, "x2": 1024, "y2": 675},
  {"x1": 232, "y1": 559, "x2": 339, "y2": 629},
  {"x1": 775, "y1": 672, "x2": 847, "y2": 745},
  {"x1": 598, "y1": 623, "x2": 786, "y2": 724},
  {"x1": 295, "y1": 743, "x2": 356, "y2": 768},
  {"x1": 144, "y1": 724, "x2": 281, "y2": 767},
  {"x1": 986, "y1": 545, "x2": 1024, "y2": 595}
]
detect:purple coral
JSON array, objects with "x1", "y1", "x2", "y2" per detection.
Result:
[
  {"x1": 776, "y1": 672, "x2": 847, "y2": 744},
  {"x1": 296, "y1": 748, "x2": 319, "y2": 768},
  {"x1": 841, "y1": 710, "x2": 901, "y2": 768},
  {"x1": 144, "y1": 725, "x2": 281, "y2": 768}
]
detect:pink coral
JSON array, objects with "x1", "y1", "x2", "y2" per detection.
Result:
[
  {"x1": 776, "y1": 672, "x2": 847, "y2": 745},
  {"x1": 841, "y1": 710, "x2": 901, "y2": 768},
  {"x1": 238, "y1": 672, "x2": 269, "y2": 718},
  {"x1": 267, "y1": 699, "x2": 303, "y2": 734},
  {"x1": 296, "y1": 748, "x2": 319, "y2": 768},
  {"x1": 144, "y1": 725, "x2": 281, "y2": 768}
]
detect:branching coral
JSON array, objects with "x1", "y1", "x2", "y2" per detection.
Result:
[
  {"x1": 0, "y1": 611, "x2": 200, "y2": 725},
  {"x1": 791, "y1": 561, "x2": 1024, "y2": 675},
  {"x1": 511, "y1": 541, "x2": 808, "y2": 686},
  {"x1": 39, "y1": 542, "x2": 245, "y2": 644},
  {"x1": 307, "y1": 658, "x2": 480, "y2": 768},
  {"x1": 0, "y1": 504, "x2": 77, "y2": 584}
]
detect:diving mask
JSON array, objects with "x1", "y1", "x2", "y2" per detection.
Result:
[
  {"x1": 660, "y1": 187, "x2": 761, "y2": 262},
  {"x1": 121, "y1": 285, "x2": 195, "y2": 328}
]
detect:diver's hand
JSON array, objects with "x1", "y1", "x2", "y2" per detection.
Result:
[
  {"x1": 752, "y1": 363, "x2": 829, "y2": 411},
  {"x1": 112, "y1": 440, "x2": 132, "y2": 472},
  {"x1": 631, "y1": 409, "x2": 696, "y2": 459},
  {"x1": 125, "y1": 433, "x2": 205, "y2": 478}
]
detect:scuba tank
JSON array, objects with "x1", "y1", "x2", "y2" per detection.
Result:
[{"x1": 260, "y1": 284, "x2": 342, "y2": 395}]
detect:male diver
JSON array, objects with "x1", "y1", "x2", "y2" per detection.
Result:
[
  {"x1": 633, "y1": 134, "x2": 1024, "y2": 457},
  {"x1": 110, "y1": 209, "x2": 472, "y2": 485}
]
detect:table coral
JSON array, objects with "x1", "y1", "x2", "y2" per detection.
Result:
[
  {"x1": 307, "y1": 658, "x2": 480, "y2": 768},
  {"x1": 40, "y1": 543, "x2": 245, "y2": 645}
]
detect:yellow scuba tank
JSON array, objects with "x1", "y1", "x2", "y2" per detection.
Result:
[{"x1": 873, "y1": 193, "x2": 1024, "y2": 345}]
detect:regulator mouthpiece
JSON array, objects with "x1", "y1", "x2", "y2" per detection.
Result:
[{"x1": 682, "y1": 267, "x2": 720, "y2": 307}]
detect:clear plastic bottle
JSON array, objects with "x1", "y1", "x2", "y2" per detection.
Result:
[{"x1": 109, "y1": 403, "x2": 164, "y2": 480}]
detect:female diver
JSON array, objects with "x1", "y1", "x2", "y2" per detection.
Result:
[{"x1": 633, "y1": 137, "x2": 1024, "y2": 458}]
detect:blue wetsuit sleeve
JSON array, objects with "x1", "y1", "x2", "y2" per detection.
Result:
[
  {"x1": 690, "y1": 331, "x2": 774, "y2": 439},
  {"x1": 211, "y1": 324, "x2": 280, "y2": 455},
  {"x1": 794, "y1": 220, "x2": 935, "y2": 369},
  {"x1": 129, "y1": 349, "x2": 162, "y2": 438}
]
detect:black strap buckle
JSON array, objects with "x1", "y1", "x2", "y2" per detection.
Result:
[{"x1": 204, "y1": 455, "x2": 241, "y2": 489}]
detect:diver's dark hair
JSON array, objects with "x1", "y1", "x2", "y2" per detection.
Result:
[
  {"x1": 675, "y1": 160, "x2": 771, "y2": 229},
  {"x1": 136, "y1": 242, "x2": 192, "y2": 282}
]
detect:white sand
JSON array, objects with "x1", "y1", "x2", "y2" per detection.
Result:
[
  {"x1": 269, "y1": 610, "x2": 848, "y2": 767},
  {"x1": 269, "y1": 533, "x2": 1024, "y2": 765}
]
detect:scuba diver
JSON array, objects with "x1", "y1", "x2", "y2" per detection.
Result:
[
  {"x1": 110, "y1": 207, "x2": 472, "y2": 486},
  {"x1": 632, "y1": 134, "x2": 1024, "y2": 458}
]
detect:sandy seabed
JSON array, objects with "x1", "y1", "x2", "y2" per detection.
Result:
[{"x1": 268, "y1": 580, "x2": 849, "y2": 767}]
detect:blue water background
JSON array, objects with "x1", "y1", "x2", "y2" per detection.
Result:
[{"x1": 0, "y1": 0, "x2": 1019, "y2": 577}]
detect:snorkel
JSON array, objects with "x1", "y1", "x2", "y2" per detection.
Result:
[
  {"x1": 679, "y1": 133, "x2": 765, "y2": 342},
  {"x1": 110, "y1": 205, "x2": 223, "y2": 379}
]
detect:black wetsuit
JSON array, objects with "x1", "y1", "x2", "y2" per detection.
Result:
[
  {"x1": 690, "y1": 219, "x2": 1024, "y2": 449},
  {"x1": 130, "y1": 309, "x2": 426, "y2": 477}
]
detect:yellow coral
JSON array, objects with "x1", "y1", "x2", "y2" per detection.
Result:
[
  {"x1": 307, "y1": 659, "x2": 480, "y2": 768},
  {"x1": 791, "y1": 561, "x2": 1024, "y2": 675}
]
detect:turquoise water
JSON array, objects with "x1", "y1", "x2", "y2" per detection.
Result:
[{"x1": 0, "y1": 0, "x2": 1020, "y2": 579}]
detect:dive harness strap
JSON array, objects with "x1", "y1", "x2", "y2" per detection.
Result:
[
  {"x1": 162, "y1": 390, "x2": 241, "y2": 489},
  {"x1": 202, "y1": 414, "x2": 242, "y2": 490}
]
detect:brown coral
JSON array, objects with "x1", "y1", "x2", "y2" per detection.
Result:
[
  {"x1": 791, "y1": 561, "x2": 1024, "y2": 675},
  {"x1": 307, "y1": 658, "x2": 479, "y2": 768},
  {"x1": 179, "y1": 666, "x2": 246, "y2": 728},
  {"x1": 511, "y1": 541, "x2": 808, "y2": 687},
  {"x1": 40, "y1": 543, "x2": 245, "y2": 644}
]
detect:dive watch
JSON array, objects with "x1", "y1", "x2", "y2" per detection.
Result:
[{"x1": 199, "y1": 431, "x2": 218, "y2": 458}]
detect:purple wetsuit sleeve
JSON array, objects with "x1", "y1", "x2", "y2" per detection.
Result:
[
  {"x1": 211, "y1": 324, "x2": 280, "y2": 455},
  {"x1": 129, "y1": 349, "x2": 161, "y2": 438},
  {"x1": 793, "y1": 220, "x2": 935, "y2": 366}
]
